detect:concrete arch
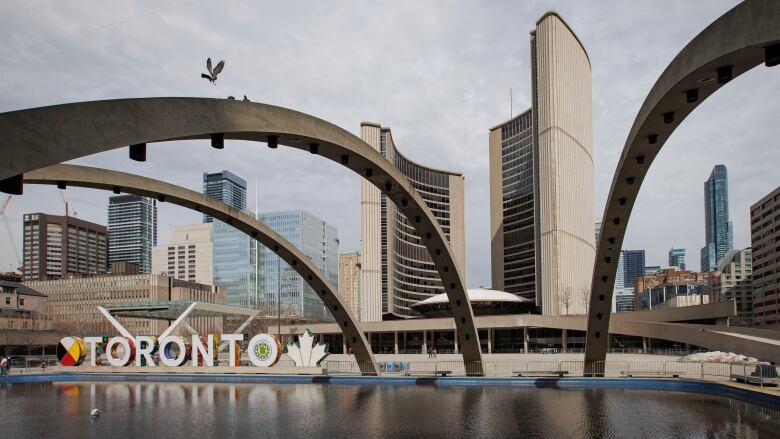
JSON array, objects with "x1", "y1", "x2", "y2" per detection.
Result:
[
  {"x1": 0, "y1": 96, "x2": 482, "y2": 370},
  {"x1": 586, "y1": 0, "x2": 780, "y2": 366},
  {"x1": 24, "y1": 163, "x2": 380, "y2": 375}
]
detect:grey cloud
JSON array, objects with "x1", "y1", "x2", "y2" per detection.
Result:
[{"x1": 3, "y1": 0, "x2": 777, "y2": 284}]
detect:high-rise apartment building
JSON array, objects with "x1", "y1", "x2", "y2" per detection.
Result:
[
  {"x1": 257, "y1": 210, "x2": 338, "y2": 321},
  {"x1": 751, "y1": 186, "x2": 780, "y2": 326},
  {"x1": 668, "y1": 247, "x2": 686, "y2": 271},
  {"x1": 361, "y1": 123, "x2": 466, "y2": 321},
  {"x1": 621, "y1": 250, "x2": 646, "y2": 291},
  {"x1": 201, "y1": 170, "x2": 257, "y2": 308},
  {"x1": 22, "y1": 213, "x2": 107, "y2": 281},
  {"x1": 489, "y1": 12, "x2": 595, "y2": 315},
  {"x1": 338, "y1": 251, "x2": 361, "y2": 320},
  {"x1": 107, "y1": 195, "x2": 157, "y2": 273},
  {"x1": 715, "y1": 248, "x2": 753, "y2": 325},
  {"x1": 151, "y1": 223, "x2": 214, "y2": 285},
  {"x1": 202, "y1": 171, "x2": 247, "y2": 223},
  {"x1": 701, "y1": 164, "x2": 733, "y2": 272}
]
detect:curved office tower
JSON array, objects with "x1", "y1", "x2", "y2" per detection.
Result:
[
  {"x1": 490, "y1": 12, "x2": 595, "y2": 316},
  {"x1": 361, "y1": 123, "x2": 465, "y2": 320}
]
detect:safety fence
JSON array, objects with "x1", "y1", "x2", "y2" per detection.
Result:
[{"x1": 323, "y1": 360, "x2": 780, "y2": 386}]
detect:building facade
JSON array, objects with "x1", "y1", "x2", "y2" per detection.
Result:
[
  {"x1": 361, "y1": 123, "x2": 466, "y2": 320},
  {"x1": 621, "y1": 250, "x2": 646, "y2": 291},
  {"x1": 338, "y1": 251, "x2": 361, "y2": 320},
  {"x1": 615, "y1": 294, "x2": 635, "y2": 313},
  {"x1": 107, "y1": 195, "x2": 157, "y2": 273},
  {"x1": 638, "y1": 284, "x2": 710, "y2": 310},
  {"x1": 490, "y1": 12, "x2": 595, "y2": 316},
  {"x1": 751, "y1": 186, "x2": 780, "y2": 326},
  {"x1": 715, "y1": 248, "x2": 753, "y2": 325},
  {"x1": 258, "y1": 210, "x2": 338, "y2": 321},
  {"x1": 0, "y1": 279, "x2": 49, "y2": 331},
  {"x1": 151, "y1": 223, "x2": 214, "y2": 285},
  {"x1": 701, "y1": 164, "x2": 733, "y2": 272},
  {"x1": 490, "y1": 110, "x2": 538, "y2": 303},
  {"x1": 26, "y1": 274, "x2": 225, "y2": 336},
  {"x1": 202, "y1": 170, "x2": 258, "y2": 309},
  {"x1": 634, "y1": 268, "x2": 716, "y2": 310},
  {"x1": 668, "y1": 247, "x2": 686, "y2": 271},
  {"x1": 202, "y1": 171, "x2": 247, "y2": 223},
  {"x1": 22, "y1": 213, "x2": 107, "y2": 281}
]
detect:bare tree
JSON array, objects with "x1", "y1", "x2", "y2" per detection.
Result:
[
  {"x1": 559, "y1": 288, "x2": 575, "y2": 315},
  {"x1": 579, "y1": 287, "x2": 592, "y2": 315}
]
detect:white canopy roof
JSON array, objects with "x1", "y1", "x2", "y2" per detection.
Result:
[{"x1": 411, "y1": 288, "x2": 531, "y2": 307}]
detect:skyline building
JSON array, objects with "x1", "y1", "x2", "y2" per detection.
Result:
[
  {"x1": 360, "y1": 122, "x2": 466, "y2": 321},
  {"x1": 668, "y1": 247, "x2": 686, "y2": 271},
  {"x1": 258, "y1": 210, "x2": 338, "y2": 321},
  {"x1": 750, "y1": 186, "x2": 780, "y2": 326},
  {"x1": 22, "y1": 213, "x2": 107, "y2": 281},
  {"x1": 621, "y1": 250, "x2": 646, "y2": 291},
  {"x1": 489, "y1": 11, "x2": 595, "y2": 315},
  {"x1": 107, "y1": 195, "x2": 157, "y2": 273},
  {"x1": 338, "y1": 251, "x2": 361, "y2": 320},
  {"x1": 201, "y1": 170, "x2": 257, "y2": 308},
  {"x1": 202, "y1": 171, "x2": 247, "y2": 223},
  {"x1": 701, "y1": 164, "x2": 733, "y2": 272},
  {"x1": 26, "y1": 274, "x2": 225, "y2": 336},
  {"x1": 151, "y1": 223, "x2": 214, "y2": 285},
  {"x1": 715, "y1": 248, "x2": 753, "y2": 325}
]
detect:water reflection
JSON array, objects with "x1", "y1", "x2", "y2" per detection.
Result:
[{"x1": 0, "y1": 381, "x2": 777, "y2": 438}]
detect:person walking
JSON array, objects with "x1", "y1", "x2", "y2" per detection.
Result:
[{"x1": 0, "y1": 356, "x2": 8, "y2": 376}]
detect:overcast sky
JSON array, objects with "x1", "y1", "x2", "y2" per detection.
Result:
[{"x1": 1, "y1": 0, "x2": 778, "y2": 286}]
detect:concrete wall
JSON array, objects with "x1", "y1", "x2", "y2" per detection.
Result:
[{"x1": 533, "y1": 13, "x2": 595, "y2": 316}]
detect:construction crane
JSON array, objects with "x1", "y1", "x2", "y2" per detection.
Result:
[
  {"x1": 0, "y1": 195, "x2": 23, "y2": 272},
  {"x1": 58, "y1": 188, "x2": 70, "y2": 217}
]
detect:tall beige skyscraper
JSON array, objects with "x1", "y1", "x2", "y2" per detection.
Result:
[
  {"x1": 360, "y1": 122, "x2": 466, "y2": 321},
  {"x1": 489, "y1": 12, "x2": 595, "y2": 316},
  {"x1": 338, "y1": 251, "x2": 361, "y2": 320},
  {"x1": 151, "y1": 223, "x2": 214, "y2": 285}
]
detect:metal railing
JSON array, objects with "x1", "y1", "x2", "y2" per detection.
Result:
[
  {"x1": 5, "y1": 356, "x2": 777, "y2": 386},
  {"x1": 321, "y1": 359, "x2": 780, "y2": 385}
]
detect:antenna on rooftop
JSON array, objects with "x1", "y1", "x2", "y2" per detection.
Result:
[{"x1": 510, "y1": 88, "x2": 513, "y2": 118}]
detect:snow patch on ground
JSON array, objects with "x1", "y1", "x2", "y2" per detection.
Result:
[{"x1": 679, "y1": 351, "x2": 758, "y2": 363}]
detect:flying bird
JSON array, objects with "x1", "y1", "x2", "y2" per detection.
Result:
[{"x1": 201, "y1": 58, "x2": 225, "y2": 84}]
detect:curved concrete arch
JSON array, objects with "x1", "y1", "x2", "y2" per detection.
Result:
[
  {"x1": 0, "y1": 98, "x2": 484, "y2": 371},
  {"x1": 24, "y1": 163, "x2": 379, "y2": 376},
  {"x1": 585, "y1": 0, "x2": 780, "y2": 367}
]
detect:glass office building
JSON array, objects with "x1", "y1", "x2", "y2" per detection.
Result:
[
  {"x1": 107, "y1": 195, "x2": 157, "y2": 273},
  {"x1": 490, "y1": 110, "x2": 538, "y2": 302},
  {"x1": 701, "y1": 164, "x2": 733, "y2": 272},
  {"x1": 202, "y1": 171, "x2": 247, "y2": 223},
  {"x1": 202, "y1": 170, "x2": 258, "y2": 308},
  {"x1": 668, "y1": 247, "x2": 686, "y2": 271},
  {"x1": 257, "y1": 210, "x2": 338, "y2": 321},
  {"x1": 621, "y1": 250, "x2": 646, "y2": 291}
]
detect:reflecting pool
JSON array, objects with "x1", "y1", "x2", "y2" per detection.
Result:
[{"x1": 1, "y1": 381, "x2": 778, "y2": 438}]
